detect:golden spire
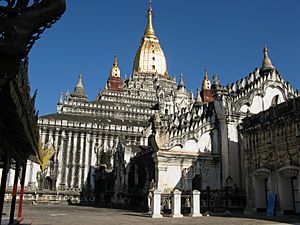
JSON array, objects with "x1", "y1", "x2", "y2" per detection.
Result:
[
  {"x1": 144, "y1": 1, "x2": 156, "y2": 38},
  {"x1": 113, "y1": 55, "x2": 118, "y2": 66},
  {"x1": 110, "y1": 56, "x2": 121, "y2": 77},
  {"x1": 202, "y1": 69, "x2": 211, "y2": 91}
]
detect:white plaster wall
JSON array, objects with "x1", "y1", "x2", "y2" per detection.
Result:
[
  {"x1": 240, "y1": 95, "x2": 263, "y2": 114},
  {"x1": 197, "y1": 132, "x2": 211, "y2": 152},
  {"x1": 263, "y1": 87, "x2": 284, "y2": 110},
  {"x1": 182, "y1": 140, "x2": 198, "y2": 153},
  {"x1": 165, "y1": 165, "x2": 183, "y2": 190},
  {"x1": 240, "y1": 87, "x2": 284, "y2": 114}
]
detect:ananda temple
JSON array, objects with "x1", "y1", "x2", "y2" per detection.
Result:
[{"x1": 2, "y1": 4, "x2": 300, "y2": 215}]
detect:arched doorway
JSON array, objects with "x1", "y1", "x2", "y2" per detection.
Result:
[
  {"x1": 253, "y1": 169, "x2": 270, "y2": 212},
  {"x1": 278, "y1": 167, "x2": 299, "y2": 214}
]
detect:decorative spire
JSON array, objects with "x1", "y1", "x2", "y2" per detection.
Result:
[
  {"x1": 262, "y1": 44, "x2": 274, "y2": 69},
  {"x1": 144, "y1": 2, "x2": 156, "y2": 38},
  {"x1": 204, "y1": 68, "x2": 208, "y2": 79},
  {"x1": 196, "y1": 86, "x2": 202, "y2": 104},
  {"x1": 113, "y1": 55, "x2": 118, "y2": 66},
  {"x1": 202, "y1": 69, "x2": 211, "y2": 91},
  {"x1": 77, "y1": 73, "x2": 84, "y2": 88},
  {"x1": 71, "y1": 73, "x2": 87, "y2": 101},
  {"x1": 178, "y1": 71, "x2": 185, "y2": 87},
  {"x1": 58, "y1": 92, "x2": 63, "y2": 105},
  {"x1": 110, "y1": 56, "x2": 121, "y2": 77}
]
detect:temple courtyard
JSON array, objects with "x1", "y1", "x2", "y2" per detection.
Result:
[{"x1": 1, "y1": 204, "x2": 300, "y2": 225}]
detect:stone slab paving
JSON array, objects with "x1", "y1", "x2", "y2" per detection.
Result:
[{"x1": 2, "y1": 204, "x2": 300, "y2": 225}]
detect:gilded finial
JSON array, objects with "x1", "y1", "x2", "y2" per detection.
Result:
[
  {"x1": 144, "y1": 1, "x2": 156, "y2": 38},
  {"x1": 204, "y1": 68, "x2": 208, "y2": 78},
  {"x1": 202, "y1": 69, "x2": 211, "y2": 91},
  {"x1": 114, "y1": 56, "x2": 118, "y2": 66}
]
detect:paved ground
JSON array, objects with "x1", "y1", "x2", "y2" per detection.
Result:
[{"x1": 2, "y1": 204, "x2": 300, "y2": 225}]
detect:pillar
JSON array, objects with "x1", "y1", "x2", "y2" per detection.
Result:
[
  {"x1": 0, "y1": 158, "x2": 10, "y2": 225},
  {"x1": 9, "y1": 163, "x2": 20, "y2": 224},
  {"x1": 190, "y1": 190, "x2": 202, "y2": 217},
  {"x1": 171, "y1": 189, "x2": 183, "y2": 218},
  {"x1": 150, "y1": 190, "x2": 163, "y2": 218},
  {"x1": 57, "y1": 130, "x2": 65, "y2": 187},
  {"x1": 90, "y1": 135, "x2": 97, "y2": 189},
  {"x1": 71, "y1": 132, "x2": 78, "y2": 188},
  {"x1": 65, "y1": 131, "x2": 72, "y2": 187},
  {"x1": 78, "y1": 133, "x2": 85, "y2": 189},
  {"x1": 17, "y1": 163, "x2": 27, "y2": 223},
  {"x1": 84, "y1": 133, "x2": 91, "y2": 189}
]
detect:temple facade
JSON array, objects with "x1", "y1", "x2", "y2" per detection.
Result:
[{"x1": 3, "y1": 4, "x2": 299, "y2": 213}]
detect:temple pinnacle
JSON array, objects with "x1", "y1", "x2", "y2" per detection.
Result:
[
  {"x1": 179, "y1": 71, "x2": 185, "y2": 87},
  {"x1": 196, "y1": 86, "x2": 203, "y2": 104},
  {"x1": 262, "y1": 44, "x2": 274, "y2": 69},
  {"x1": 77, "y1": 73, "x2": 84, "y2": 88},
  {"x1": 58, "y1": 92, "x2": 63, "y2": 105},
  {"x1": 114, "y1": 56, "x2": 118, "y2": 66},
  {"x1": 144, "y1": 2, "x2": 156, "y2": 38}
]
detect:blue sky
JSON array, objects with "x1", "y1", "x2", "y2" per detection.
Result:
[{"x1": 28, "y1": 0, "x2": 300, "y2": 115}]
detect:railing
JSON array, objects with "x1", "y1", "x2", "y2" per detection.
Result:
[
  {"x1": 161, "y1": 188, "x2": 246, "y2": 214},
  {"x1": 201, "y1": 188, "x2": 246, "y2": 212}
]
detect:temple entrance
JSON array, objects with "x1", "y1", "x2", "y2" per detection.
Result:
[
  {"x1": 278, "y1": 168, "x2": 299, "y2": 214},
  {"x1": 254, "y1": 177, "x2": 268, "y2": 212},
  {"x1": 253, "y1": 169, "x2": 270, "y2": 212}
]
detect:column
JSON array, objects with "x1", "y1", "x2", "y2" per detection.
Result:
[
  {"x1": 109, "y1": 135, "x2": 115, "y2": 167},
  {"x1": 90, "y1": 134, "x2": 96, "y2": 190},
  {"x1": 103, "y1": 135, "x2": 108, "y2": 153},
  {"x1": 0, "y1": 158, "x2": 10, "y2": 225},
  {"x1": 78, "y1": 133, "x2": 85, "y2": 189},
  {"x1": 72, "y1": 132, "x2": 78, "y2": 188},
  {"x1": 171, "y1": 189, "x2": 183, "y2": 218},
  {"x1": 57, "y1": 130, "x2": 65, "y2": 188},
  {"x1": 84, "y1": 133, "x2": 91, "y2": 188},
  {"x1": 65, "y1": 131, "x2": 72, "y2": 187},
  {"x1": 219, "y1": 119, "x2": 229, "y2": 187},
  {"x1": 150, "y1": 190, "x2": 163, "y2": 218},
  {"x1": 17, "y1": 163, "x2": 27, "y2": 223},
  {"x1": 54, "y1": 130, "x2": 60, "y2": 161},
  {"x1": 40, "y1": 127, "x2": 47, "y2": 144},
  {"x1": 190, "y1": 190, "x2": 202, "y2": 217},
  {"x1": 9, "y1": 163, "x2": 20, "y2": 224},
  {"x1": 140, "y1": 137, "x2": 143, "y2": 146},
  {"x1": 53, "y1": 130, "x2": 60, "y2": 189},
  {"x1": 48, "y1": 129, "x2": 53, "y2": 144}
]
